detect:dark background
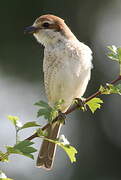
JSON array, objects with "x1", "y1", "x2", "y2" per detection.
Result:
[{"x1": 1, "y1": 0, "x2": 121, "y2": 180}]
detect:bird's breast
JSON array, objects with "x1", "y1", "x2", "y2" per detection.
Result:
[{"x1": 43, "y1": 41, "x2": 92, "y2": 111}]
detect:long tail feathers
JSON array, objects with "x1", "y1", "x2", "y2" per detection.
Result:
[{"x1": 36, "y1": 122, "x2": 62, "y2": 170}]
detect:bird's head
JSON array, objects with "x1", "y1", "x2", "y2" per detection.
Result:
[{"x1": 24, "y1": 14, "x2": 75, "y2": 46}]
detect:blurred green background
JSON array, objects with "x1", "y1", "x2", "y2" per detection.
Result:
[{"x1": 1, "y1": 0, "x2": 121, "y2": 179}]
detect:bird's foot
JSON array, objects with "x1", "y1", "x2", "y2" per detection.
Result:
[{"x1": 75, "y1": 98, "x2": 87, "y2": 111}]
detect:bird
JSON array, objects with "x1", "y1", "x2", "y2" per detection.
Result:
[{"x1": 25, "y1": 14, "x2": 93, "y2": 170}]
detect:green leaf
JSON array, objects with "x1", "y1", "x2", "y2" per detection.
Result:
[
  {"x1": 50, "y1": 109, "x2": 58, "y2": 121},
  {"x1": 107, "y1": 45, "x2": 117, "y2": 53},
  {"x1": 0, "y1": 179, "x2": 13, "y2": 180},
  {"x1": 6, "y1": 140, "x2": 37, "y2": 160},
  {"x1": 7, "y1": 115, "x2": 22, "y2": 128},
  {"x1": 99, "y1": 84, "x2": 121, "y2": 95},
  {"x1": 35, "y1": 99, "x2": 64, "y2": 123},
  {"x1": 34, "y1": 100, "x2": 50, "y2": 109},
  {"x1": 20, "y1": 121, "x2": 41, "y2": 130},
  {"x1": 107, "y1": 53, "x2": 119, "y2": 61},
  {"x1": 107, "y1": 46, "x2": 121, "y2": 63},
  {"x1": 44, "y1": 136, "x2": 77, "y2": 163},
  {"x1": 0, "y1": 151, "x2": 9, "y2": 162},
  {"x1": 117, "y1": 48, "x2": 121, "y2": 63},
  {"x1": 86, "y1": 98, "x2": 103, "y2": 113},
  {"x1": 35, "y1": 100, "x2": 53, "y2": 122},
  {"x1": 37, "y1": 108, "x2": 52, "y2": 119},
  {"x1": 107, "y1": 46, "x2": 118, "y2": 61},
  {"x1": 60, "y1": 144, "x2": 77, "y2": 163}
]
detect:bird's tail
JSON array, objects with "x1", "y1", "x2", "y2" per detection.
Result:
[{"x1": 36, "y1": 121, "x2": 62, "y2": 170}]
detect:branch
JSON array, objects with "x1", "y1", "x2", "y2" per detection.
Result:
[{"x1": 25, "y1": 75, "x2": 121, "y2": 141}]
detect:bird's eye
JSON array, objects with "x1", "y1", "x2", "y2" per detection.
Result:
[{"x1": 42, "y1": 22, "x2": 50, "y2": 28}]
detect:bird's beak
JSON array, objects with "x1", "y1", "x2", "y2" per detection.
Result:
[{"x1": 24, "y1": 26, "x2": 40, "y2": 34}]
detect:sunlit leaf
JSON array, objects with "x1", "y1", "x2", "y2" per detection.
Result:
[
  {"x1": 86, "y1": 98, "x2": 103, "y2": 113},
  {"x1": 44, "y1": 137, "x2": 77, "y2": 163},
  {"x1": 7, "y1": 115, "x2": 22, "y2": 128}
]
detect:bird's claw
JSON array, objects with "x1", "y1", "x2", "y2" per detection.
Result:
[{"x1": 57, "y1": 111, "x2": 66, "y2": 124}]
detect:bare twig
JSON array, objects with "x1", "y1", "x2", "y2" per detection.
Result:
[{"x1": 25, "y1": 75, "x2": 121, "y2": 141}]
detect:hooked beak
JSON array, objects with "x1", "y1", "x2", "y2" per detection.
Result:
[{"x1": 24, "y1": 26, "x2": 40, "y2": 34}]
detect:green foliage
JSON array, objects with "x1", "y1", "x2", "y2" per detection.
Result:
[
  {"x1": 6, "y1": 140, "x2": 37, "y2": 160},
  {"x1": 0, "y1": 151, "x2": 9, "y2": 162},
  {"x1": 36, "y1": 128, "x2": 48, "y2": 137},
  {"x1": 8, "y1": 115, "x2": 41, "y2": 131},
  {"x1": 35, "y1": 99, "x2": 64, "y2": 122},
  {"x1": 60, "y1": 144, "x2": 77, "y2": 163},
  {"x1": 99, "y1": 84, "x2": 121, "y2": 95},
  {"x1": 86, "y1": 98, "x2": 103, "y2": 113},
  {"x1": 7, "y1": 115, "x2": 22, "y2": 128},
  {"x1": 44, "y1": 135, "x2": 77, "y2": 163},
  {"x1": 107, "y1": 45, "x2": 121, "y2": 74},
  {"x1": 20, "y1": 121, "x2": 41, "y2": 130},
  {"x1": 1, "y1": 45, "x2": 121, "y2": 179},
  {"x1": 0, "y1": 179, "x2": 13, "y2": 180},
  {"x1": 0, "y1": 141, "x2": 37, "y2": 162},
  {"x1": 107, "y1": 45, "x2": 119, "y2": 61},
  {"x1": 35, "y1": 100, "x2": 54, "y2": 121}
]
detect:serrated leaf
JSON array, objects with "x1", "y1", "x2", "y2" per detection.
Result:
[
  {"x1": 35, "y1": 100, "x2": 53, "y2": 122},
  {"x1": 35, "y1": 99, "x2": 64, "y2": 123},
  {"x1": 6, "y1": 146, "x2": 21, "y2": 154},
  {"x1": 6, "y1": 140, "x2": 37, "y2": 160},
  {"x1": 15, "y1": 140, "x2": 34, "y2": 147},
  {"x1": 60, "y1": 144, "x2": 77, "y2": 163},
  {"x1": 86, "y1": 98, "x2": 103, "y2": 113},
  {"x1": 45, "y1": 137, "x2": 77, "y2": 163},
  {"x1": 20, "y1": 121, "x2": 41, "y2": 130}
]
